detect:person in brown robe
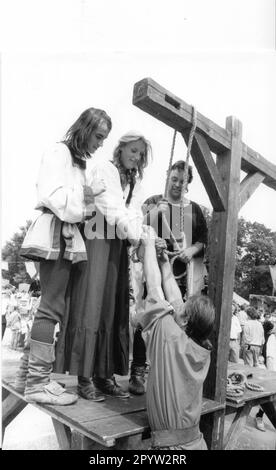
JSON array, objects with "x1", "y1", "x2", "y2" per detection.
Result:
[{"x1": 55, "y1": 131, "x2": 152, "y2": 401}]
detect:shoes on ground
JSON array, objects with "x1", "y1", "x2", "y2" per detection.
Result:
[
  {"x1": 255, "y1": 417, "x2": 266, "y2": 432},
  {"x1": 77, "y1": 382, "x2": 105, "y2": 402},
  {"x1": 93, "y1": 376, "x2": 130, "y2": 398}
]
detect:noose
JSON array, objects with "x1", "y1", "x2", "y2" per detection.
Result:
[
  {"x1": 131, "y1": 129, "x2": 180, "y2": 264},
  {"x1": 162, "y1": 129, "x2": 181, "y2": 252},
  {"x1": 131, "y1": 106, "x2": 198, "y2": 297},
  {"x1": 163, "y1": 106, "x2": 198, "y2": 298},
  {"x1": 164, "y1": 129, "x2": 177, "y2": 199},
  {"x1": 180, "y1": 106, "x2": 197, "y2": 234}
]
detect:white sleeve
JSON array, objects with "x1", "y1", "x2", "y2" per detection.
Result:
[
  {"x1": 243, "y1": 322, "x2": 252, "y2": 344},
  {"x1": 236, "y1": 317, "x2": 242, "y2": 334},
  {"x1": 36, "y1": 144, "x2": 85, "y2": 223},
  {"x1": 266, "y1": 335, "x2": 276, "y2": 365},
  {"x1": 89, "y1": 162, "x2": 143, "y2": 241}
]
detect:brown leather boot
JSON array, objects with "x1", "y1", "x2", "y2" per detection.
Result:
[
  {"x1": 129, "y1": 364, "x2": 146, "y2": 395},
  {"x1": 78, "y1": 376, "x2": 105, "y2": 402},
  {"x1": 93, "y1": 376, "x2": 130, "y2": 398},
  {"x1": 24, "y1": 339, "x2": 77, "y2": 405},
  {"x1": 14, "y1": 344, "x2": 30, "y2": 393}
]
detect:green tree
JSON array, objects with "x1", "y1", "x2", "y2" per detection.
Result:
[
  {"x1": 234, "y1": 218, "x2": 276, "y2": 299},
  {"x1": 203, "y1": 210, "x2": 276, "y2": 300},
  {"x1": 2, "y1": 221, "x2": 32, "y2": 287}
]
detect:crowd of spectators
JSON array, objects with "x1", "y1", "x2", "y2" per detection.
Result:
[{"x1": 1, "y1": 284, "x2": 40, "y2": 349}]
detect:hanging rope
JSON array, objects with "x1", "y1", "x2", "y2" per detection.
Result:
[
  {"x1": 162, "y1": 129, "x2": 182, "y2": 252},
  {"x1": 163, "y1": 107, "x2": 198, "y2": 296},
  {"x1": 180, "y1": 106, "x2": 197, "y2": 235},
  {"x1": 132, "y1": 107, "x2": 198, "y2": 288},
  {"x1": 164, "y1": 129, "x2": 177, "y2": 199},
  {"x1": 178, "y1": 106, "x2": 197, "y2": 298}
]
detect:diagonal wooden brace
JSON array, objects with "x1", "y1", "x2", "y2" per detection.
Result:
[{"x1": 182, "y1": 131, "x2": 227, "y2": 211}]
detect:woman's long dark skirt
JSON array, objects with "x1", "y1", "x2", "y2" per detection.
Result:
[{"x1": 55, "y1": 236, "x2": 130, "y2": 379}]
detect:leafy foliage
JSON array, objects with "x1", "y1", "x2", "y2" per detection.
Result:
[
  {"x1": 203, "y1": 209, "x2": 276, "y2": 300},
  {"x1": 234, "y1": 218, "x2": 276, "y2": 299},
  {"x1": 2, "y1": 221, "x2": 32, "y2": 287}
]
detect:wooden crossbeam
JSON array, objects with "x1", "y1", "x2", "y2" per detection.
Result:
[
  {"x1": 133, "y1": 77, "x2": 231, "y2": 154},
  {"x1": 239, "y1": 172, "x2": 266, "y2": 210},
  {"x1": 133, "y1": 77, "x2": 276, "y2": 191},
  {"x1": 182, "y1": 131, "x2": 227, "y2": 211}
]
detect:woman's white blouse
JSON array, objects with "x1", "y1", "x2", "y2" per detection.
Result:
[{"x1": 87, "y1": 160, "x2": 144, "y2": 241}]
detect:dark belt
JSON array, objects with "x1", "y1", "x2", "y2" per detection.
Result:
[
  {"x1": 151, "y1": 425, "x2": 200, "y2": 447},
  {"x1": 41, "y1": 207, "x2": 83, "y2": 230}
]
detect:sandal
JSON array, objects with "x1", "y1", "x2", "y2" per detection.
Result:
[{"x1": 77, "y1": 377, "x2": 105, "y2": 402}]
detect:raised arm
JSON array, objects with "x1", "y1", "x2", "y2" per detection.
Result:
[
  {"x1": 141, "y1": 227, "x2": 164, "y2": 300},
  {"x1": 159, "y1": 254, "x2": 183, "y2": 306}
]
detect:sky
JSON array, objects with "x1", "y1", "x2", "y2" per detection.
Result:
[{"x1": 1, "y1": 0, "x2": 276, "y2": 246}]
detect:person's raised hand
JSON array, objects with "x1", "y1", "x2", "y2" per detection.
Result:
[
  {"x1": 83, "y1": 186, "x2": 94, "y2": 206},
  {"x1": 178, "y1": 246, "x2": 195, "y2": 263},
  {"x1": 157, "y1": 198, "x2": 169, "y2": 214},
  {"x1": 90, "y1": 178, "x2": 106, "y2": 197},
  {"x1": 155, "y1": 237, "x2": 169, "y2": 263},
  {"x1": 83, "y1": 179, "x2": 106, "y2": 206}
]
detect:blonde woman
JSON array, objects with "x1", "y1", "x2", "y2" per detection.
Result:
[{"x1": 55, "y1": 131, "x2": 152, "y2": 401}]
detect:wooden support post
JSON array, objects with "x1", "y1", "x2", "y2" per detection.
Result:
[
  {"x1": 2, "y1": 386, "x2": 10, "y2": 401},
  {"x1": 261, "y1": 401, "x2": 276, "y2": 428},
  {"x1": 71, "y1": 430, "x2": 107, "y2": 450},
  {"x1": 200, "y1": 408, "x2": 225, "y2": 450},
  {"x1": 2, "y1": 392, "x2": 28, "y2": 442},
  {"x1": 204, "y1": 116, "x2": 243, "y2": 449},
  {"x1": 52, "y1": 418, "x2": 72, "y2": 450},
  {"x1": 224, "y1": 403, "x2": 252, "y2": 450}
]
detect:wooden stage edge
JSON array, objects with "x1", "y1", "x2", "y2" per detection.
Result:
[{"x1": 2, "y1": 370, "x2": 224, "y2": 450}]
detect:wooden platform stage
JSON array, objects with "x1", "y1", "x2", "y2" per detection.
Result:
[
  {"x1": 3, "y1": 357, "x2": 276, "y2": 450},
  {"x1": 2, "y1": 358, "x2": 224, "y2": 450}
]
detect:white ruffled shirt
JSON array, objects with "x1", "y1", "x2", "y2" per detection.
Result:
[
  {"x1": 21, "y1": 142, "x2": 87, "y2": 263},
  {"x1": 87, "y1": 160, "x2": 144, "y2": 241},
  {"x1": 36, "y1": 142, "x2": 86, "y2": 223}
]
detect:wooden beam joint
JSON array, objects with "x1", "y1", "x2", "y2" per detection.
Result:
[
  {"x1": 239, "y1": 172, "x2": 266, "y2": 210},
  {"x1": 182, "y1": 131, "x2": 227, "y2": 212}
]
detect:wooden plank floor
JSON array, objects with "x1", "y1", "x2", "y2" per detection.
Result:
[{"x1": 2, "y1": 357, "x2": 225, "y2": 448}]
